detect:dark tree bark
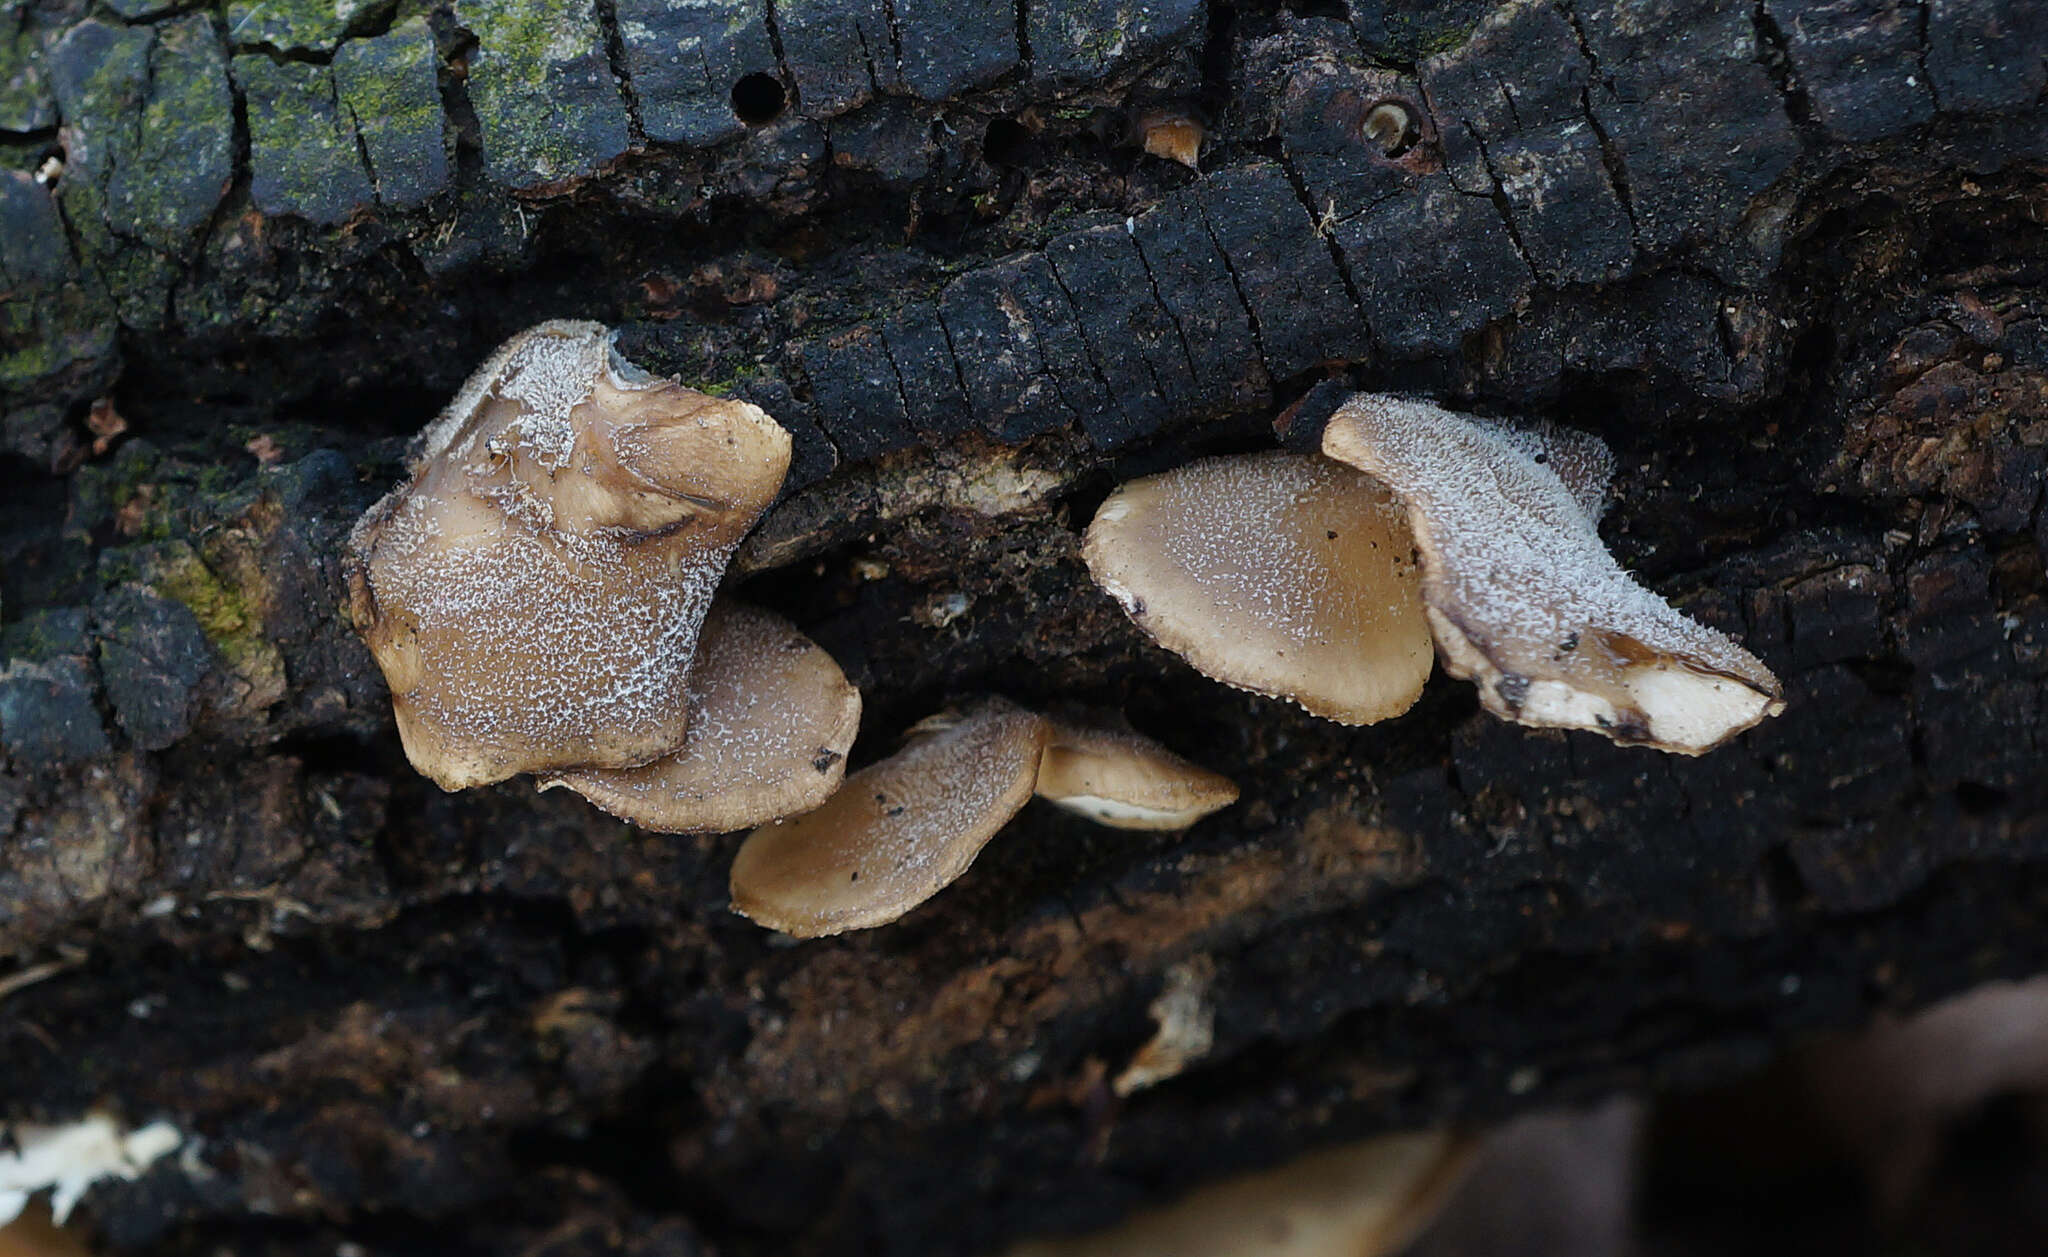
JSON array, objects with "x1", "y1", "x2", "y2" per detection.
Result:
[{"x1": 2, "y1": 0, "x2": 2047, "y2": 1253}]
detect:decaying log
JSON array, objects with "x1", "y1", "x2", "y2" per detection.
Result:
[{"x1": 2, "y1": 0, "x2": 2046, "y2": 1253}]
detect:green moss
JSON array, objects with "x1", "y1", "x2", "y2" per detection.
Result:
[
  {"x1": 68, "y1": 441, "x2": 163, "y2": 534},
  {"x1": 333, "y1": 19, "x2": 443, "y2": 182},
  {"x1": 463, "y1": 0, "x2": 589, "y2": 88},
  {"x1": 683, "y1": 359, "x2": 763, "y2": 398},
  {"x1": 128, "y1": 16, "x2": 235, "y2": 242},
  {"x1": 195, "y1": 463, "x2": 237, "y2": 496},
  {"x1": 0, "y1": 607, "x2": 90, "y2": 661},
  {"x1": 236, "y1": 53, "x2": 375, "y2": 223},
  {"x1": 143, "y1": 539, "x2": 286, "y2": 703},
  {"x1": 149, "y1": 542, "x2": 253, "y2": 644},
  {"x1": 0, "y1": 300, "x2": 55, "y2": 384},
  {"x1": 0, "y1": 22, "x2": 53, "y2": 132},
  {"x1": 1385, "y1": 15, "x2": 1481, "y2": 61},
  {"x1": 226, "y1": 0, "x2": 392, "y2": 53},
  {"x1": 458, "y1": 0, "x2": 630, "y2": 186}
]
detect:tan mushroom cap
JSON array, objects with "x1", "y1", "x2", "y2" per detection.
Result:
[
  {"x1": 729, "y1": 698, "x2": 1050, "y2": 938},
  {"x1": 538, "y1": 601, "x2": 861, "y2": 833},
  {"x1": 1035, "y1": 722, "x2": 1239, "y2": 830},
  {"x1": 1002, "y1": 1128, "x2": 1476, "y2": 1257},
  {"x1": 1081, "y1": 451, "x2": 1433, "y2": 725},
  {"x1": 1322, "y1": 394, "x2": 1784, "y2": 754},
  {"x1": 347, "y1": 320, "x2": 791, "y2": 790},
  {"x1": 1136, "y1": 108, "x2": 1204, "y2": 170}
]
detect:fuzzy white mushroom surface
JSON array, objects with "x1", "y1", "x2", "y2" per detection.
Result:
[
  {"x1": 347, "y1": 320, "x2": 791, "y2": 790},
  {"x1": 1322, "y1": 394, "x2": 1784, "y2": 753},
  {"x1": 539, "y1": 600, "x2": 861, "y2": 834}
]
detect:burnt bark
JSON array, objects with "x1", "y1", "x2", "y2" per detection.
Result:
[{"x1": 2, "y1": 0, "x2": 2047, "y2": 1253}]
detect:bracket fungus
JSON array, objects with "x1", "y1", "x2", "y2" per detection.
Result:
[
  {"x1": 537, "y1": 600, "x2": 861, "y2": 833},
  {"x1": 1322, "y1": 394, "x2": 1785, "y2": 754},
  {"x1": 730, "y1": 699, "x2": 1237, "y2": 938},
  {"x1": 1080, "y1": 451, "x2": 1433, "y2": 725},
  {"x1": 347, "y1": 320, "x2": 792, "y2": 790}
]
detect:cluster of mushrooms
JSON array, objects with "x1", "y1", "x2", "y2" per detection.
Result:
[
  {"x1": 1084, "y1": 401, "x2": 1784, "y2": 753},
  {"x1": 346, "y1": 322, "x2": 1235, "y2": 938},
  {"x1": 347, "y1": 322, "x2": 1783, "y2": 939}
]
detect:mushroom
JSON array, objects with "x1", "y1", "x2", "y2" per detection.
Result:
[
  {"x1": 1321, "y1": 394, "x2": 1784, "y2": 753},
  {"x1": 1002, "y1": 1127, "x2": 1475, "y2": 1257},
  {"x1": 729, "y1": 698, "x2": 1050, "y2": 938},
  {"x1": 1081, "y1": 451, "x2": 1434, "y2": 725},
  {"x1": 537, "y1": 600, "x2": 861, "y2": 833},
  {"x1": 730, "y1": 700, "x2": 1238, "y2": 937},
  {"x1": 1134, "y1": 107, "x2": 1205, "y2": 170},
  {"x1": 1035, "y1": 721, "x2": 1239, "y2": 830},
  {"x1": 346, "y1": 321, "x2": 791, "y2": 790}
]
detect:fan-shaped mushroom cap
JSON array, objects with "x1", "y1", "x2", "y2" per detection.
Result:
[
  {"x1": 1035, "y1": 722, "x2": 1239, "y2": 830},
  {"x1": 347, "y1": 321, "x2": 791, "y2": 790},
  {"x1": 537, "y1": 601, "x2": 861, "y2": 833},
  {"x1": 1322, "y1": 395, "x2": 1784, "y2": 754},
  {"x1": 1081, "y1": 451, "x2": 1433, "y2": 725},
  {"x1": 729, "y1": 698, "x2": 1050, "y2": 938}
]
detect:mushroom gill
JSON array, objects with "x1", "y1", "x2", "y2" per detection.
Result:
[
  {"x1": 346, "y1": 320, "x2": 792, "y2": 790},
  {"x1": 1081, "y1": 451, "x2": 1433, "y2": 725},
  {"x1": 537, "y1": 600, "x2": 861, "y2": 833},
  {"x1": 1321, "y1": 394, "x2": 1784, "y2": 754}
]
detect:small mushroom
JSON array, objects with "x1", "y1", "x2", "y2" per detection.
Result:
[
  {"x1": 347, "y1": 321, "x2": 791, "y2": 789},
  {"x1": 729, "y1": 698, "x2": 1050, "y2": 938},
  {"x1": 1361, "y1": 100, "x2": 1420, "y2": 157},
  {"x1": 1081, "y1": 451, "x2": 1434, "y2": 725},
  {"x1": 729, "y1": 701, "x2": 1238, "y2": 936},
  {"x1": 1321, "y1": 394, "x2": 1784, "y2": 753},
  {"x1": 1135, "y1": 107, "x2": 1205, "y2": 170},
  {"x1": 537, "y1": 601, "x2": 861, "y2": 833},
  {"x1": 1035, "y1": 721, "x2": 1239, "y2": 830}
]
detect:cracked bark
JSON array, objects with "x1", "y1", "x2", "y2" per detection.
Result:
[{"x1": 3, "y1": 1, "x2": 2048, "y2": 1256}]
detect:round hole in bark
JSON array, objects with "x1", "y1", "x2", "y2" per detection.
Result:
[
  {"x1": 983, "y1": 116, "x2": 1032, "y2": 167},
  {"x1": 732, "y1": 73, "x2": 788, "y2": 125},
  {"x1": 1362, "y1": 100, "x2": 1420, "y2": 157}
]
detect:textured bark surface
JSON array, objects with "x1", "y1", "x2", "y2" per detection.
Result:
[{"x1": 2, "y1": 0, "x2": 2047, "y2": 1253}]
